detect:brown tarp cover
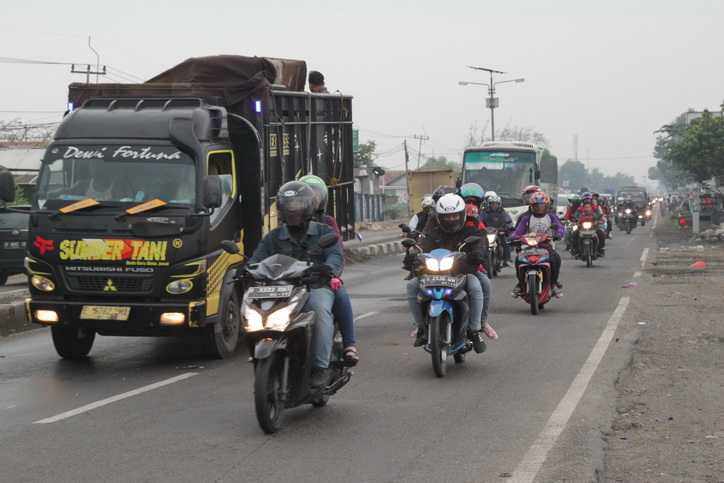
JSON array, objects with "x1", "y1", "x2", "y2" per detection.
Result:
[{"x1": 68, "y1": 55, "x2": 307, "y2": 108}]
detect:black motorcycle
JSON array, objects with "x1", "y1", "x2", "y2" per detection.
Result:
[{"x1": 221, "y1": 234, "x2": 352, "y2": 434}]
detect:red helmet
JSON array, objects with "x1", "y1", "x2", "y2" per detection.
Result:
[{"x1": 523, "y1": 185, "x2": 540, "y2": 195}]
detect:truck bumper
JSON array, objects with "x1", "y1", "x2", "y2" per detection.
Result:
[{"x1": 26, "y1": 299, "x2": 208, "y2": 336}]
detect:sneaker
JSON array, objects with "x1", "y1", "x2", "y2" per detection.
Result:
[
  {"x1": 502, "y1": 262, "x2": 510, "y2": 268},
  {"x1": 598, "y1": 249, "x2": 606, "y2": 257},
  {"x1": 482, "y1": 324, "x2": 498, "y2": 340},
  {"x1": 310, "y1": 366, "x2": 330, "y2": 389},
  {"x1": 468, "y1": 331, "x2": 487, "y2": 353},
  {"x1": 551, "y1": 287, "x2": 563, "y2": 298},
  {"x1": 413, "y1": 328, "x2": 427, "y2": 347},
  {"x1": 510, "y1": 285, "x2": 522, "y2": 298},
  {"x1": 555, "y1": 282, "x2": 564, "y2": 289}
]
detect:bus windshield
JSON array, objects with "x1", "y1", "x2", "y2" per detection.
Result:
[
  {"x1": 36, "y1": 144, "x2": 196, "y2": 206},
  {"x1": 463, "y1": 150, "x2": 537, "y2": 206}
]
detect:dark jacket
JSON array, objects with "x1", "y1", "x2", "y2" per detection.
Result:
[{"x1": 419, "y1": 224, "x2": 486, "y2": 274}]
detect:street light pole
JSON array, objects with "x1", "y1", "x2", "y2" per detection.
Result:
[{"x1": 459, "y1": 66, "x2": 524, "y2": 142}]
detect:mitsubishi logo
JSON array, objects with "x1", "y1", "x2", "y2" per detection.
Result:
[{"x1": 104, "y1": 279, "x2": 117, "y2": 292}]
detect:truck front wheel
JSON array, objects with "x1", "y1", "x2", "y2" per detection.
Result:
[
  {"x1": 51, "y1": 326, "x2": 96, "y2": 359},
  {"x1": 200, "y1": 291, "x2": 240, "y2": 359}
]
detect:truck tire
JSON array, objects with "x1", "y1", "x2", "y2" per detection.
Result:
[
  {"x1": 200, "y1": 291, "x2": 240, "y2": 359},
  {"x1": 0, "y1": 274, "x2": 7, "y2": 286},
  {"x1": 51, "y1": 326, "x2": 95, "y2": 359}
]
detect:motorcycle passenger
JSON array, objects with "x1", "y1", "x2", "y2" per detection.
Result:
[
  {"x1": 460, "y1": 183, "x2": 498, "y2": 340},
  {"x1": 405, "y1": 194, "x2": 488, "y2": 352},
  {"x1": 408, "y1": 194, "x2": 435, "y2": 233},
  {"x1": 479, "y1": 194, "x2": 514, "y2": 266},
  {"x1": 249, "y1": 181, "x2": 344, "y2": 389},
  {"x1": 570, "y1": 199, "x2": 606, "y2": 258},
  {"x1": 509, "y1": 192, "x2": 565, "y2": 298},
  {"x1": 592, "y1": 192, "x2": 613, "y2": 239},
  {"x1": 563, "y1": 194, "x2": 582, "y2": 251},
  {"x1": 299, "y1": 174, "x2": 359, "y2": 366}
]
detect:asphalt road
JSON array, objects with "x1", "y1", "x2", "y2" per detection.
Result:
[{"x1": 0, "y1": 222, "x2": 655, "y2": 482}]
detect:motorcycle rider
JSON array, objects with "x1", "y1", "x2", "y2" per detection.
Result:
[
  {"x1": 570, "y1": 198, "x2": 607, "y2": 258},
  {"x1": 593, "y1": 193, "x2": 613, "y2": 239},
  {"x1": 405, "y1": 194, "x2": 488, "y2": 353},
  {"x1": 460, "y1": 183, "x2": 498, "y2": 340},
  {"x1": 420, "y1": 185, "x2": 460, "y2": 234},
  {"x1": 563, "y1": 194, "x2": 582, "y2": 251},
  {"x1": 509, "y1": 192, "x2": 565, "y2": 298},
  {"x1": 479, "y1": 194, "x2": 515, "y2": 266},
  {"x1": 408, "y1": 194, "x2": 435, "y2": 233},
  {"x1": 249, "y1": 181, "x2": 345, "y2": 389},
  {"x1": 299, "y1": 174, "x2": 359, "y2": 366},
  {"x1": 514, "y1": 185, "x2": 546, "y2": 229}
]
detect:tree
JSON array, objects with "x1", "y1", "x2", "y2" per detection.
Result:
[
  {"x1": 559, "y1": 160, "x2": 589, "y2": 191},
  {"x1": 0, "y1": 118, "x2": 55, "y2": 143},
  {"x1": 419, "y1": 155, "x2": 460, "y2": 171},
  {"x1": 353, "y1": 140, "x2": 378, "y2": 168},
  {"x1": 655, "y1": 107, "x2": 724, "y2": 183},
  {"x1": 463, "y1": 122, "x2": 548, "y2": 148}
]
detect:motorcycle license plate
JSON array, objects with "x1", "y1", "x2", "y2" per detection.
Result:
[
  {"x1": 80, "y1": 305, "x2": 131, "y2": 321},
  {"x1": 247, "y1": 285, "x2": 293, "y2": 299},
  {"x1": 421, "y1": 275, "x2": 459, "y2": 288},
  {"x1": 521, "y1": 248, "x2": 546, "y2": 256}
]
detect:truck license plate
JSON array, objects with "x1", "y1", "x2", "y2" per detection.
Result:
[{"x1": 80, "y1": 305, "x2": 131, "y2": 321}]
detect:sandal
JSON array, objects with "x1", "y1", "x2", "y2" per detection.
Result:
[{"x1": 342, "y1": 346, "x2": 359, "y2": 366}]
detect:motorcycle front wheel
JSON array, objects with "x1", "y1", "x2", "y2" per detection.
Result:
[
  {"x1": 254, "y1": 352, "x2": 286, "y2": 434},
  {"x1": 528, "y1": 275, "x2": 539, "y2": 315},
  {"x1": 429, "y1": 314, "x2": 449, "y2": 377}
]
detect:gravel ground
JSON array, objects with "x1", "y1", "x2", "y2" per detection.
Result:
[{"x1": 598, "y1": 224, "x2": 724, "y2": 483}]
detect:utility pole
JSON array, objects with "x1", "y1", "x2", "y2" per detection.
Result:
[
  {"x1": 414, "y1": 134, "x2": 429, "y2": 169},
  {"x1": 404, "y1": 139, "x2": 411, "y2": 216},
  {"x1": 71, "y1": 64, "x2": 106, "y2": 84}
]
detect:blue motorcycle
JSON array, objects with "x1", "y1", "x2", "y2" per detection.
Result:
[{"x1": 402, "y1": 236, "x2": 481, "y2": 377}]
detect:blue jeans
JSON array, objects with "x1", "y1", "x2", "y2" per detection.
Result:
[
  {"x1": 332, "y1": 284, "x2": 355, "y2": 347},
  {"x1": 307, "y1": 287, "x2": 335, "y2": 368},
  {"x1": 473, "y1": 271, "x2": 492, "y2": 324},
  {"x1": 406, "y1": 273, "x2": 484, "y2": 332}
]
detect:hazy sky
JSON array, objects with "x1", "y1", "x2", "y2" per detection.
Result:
[{"x1": 2, "y1": 0, "x2": 723, "y2": 189}]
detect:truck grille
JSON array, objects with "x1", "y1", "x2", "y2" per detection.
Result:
[{"x1": 65, "y1": 275, "x2": 154, "y2": 294}]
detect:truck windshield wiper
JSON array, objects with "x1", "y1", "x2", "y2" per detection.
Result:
[
  {"x1": 114, "y1": 199, "x2": 189, "y2": 220},
  {"x1": 49, "y1": 198, "x2": 110, "y2": 220}
]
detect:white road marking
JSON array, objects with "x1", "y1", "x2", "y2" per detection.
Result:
[
  {"x1": 509, "y1": 296, "x2": 630, "y2": 483},
  {"x1": 640, "y1": 247, "x2": 649, "y2": 269},
  {"x1": 33, "y1": 372, "x2": 198, "y2": 424},
  {"x1": 354, "y1": 311, "x2": 378, "y2": 321}
]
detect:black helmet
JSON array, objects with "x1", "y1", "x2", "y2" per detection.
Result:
[
  {"x1": 432, "y1": 185, "x2": 458, "y2": 202},
  {"x1": 276, "y1": 181, "x2": 316, "y2": 227}
]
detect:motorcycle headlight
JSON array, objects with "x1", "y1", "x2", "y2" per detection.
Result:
[
  {"x1": 243, "y1": 305, "x2": 264, "y2": 332},
  {"x1": 572, "y1": 224, "x2": 579, "y2": 232},
  {"x1": 625, "y1": 209, "x2": 632, "y2": 214},
  {"x1": 486, "y1": 233, "x2": 497, "y2": 244},
  {"x1": 582, "y1": 221, "x2": 593, "y2": 230},
  {"x1": 439, "y1": 256, "x2": 454, "y2": 271},
  {"x1": 266, "y1": 303, "x2": 299, "y2": 331},
  {"x1": 645, "y1": 210, "x2": 652, "y2": 216},
  {"x1": 425, "y1": 258, "x2": 440, "y2": 272}
]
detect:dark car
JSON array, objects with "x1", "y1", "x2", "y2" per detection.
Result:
[{"x1": 0, "y1": 207, "x2": 30, "y2": 285}]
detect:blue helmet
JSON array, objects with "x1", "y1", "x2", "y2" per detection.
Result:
[{"x1": 459, "y1": 183, "x2": 485, "y2": 202}]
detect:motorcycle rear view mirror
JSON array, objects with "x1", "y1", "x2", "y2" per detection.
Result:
[
  {"x1": 400, "y1": 224, "x2": 411, "y2": 233},
  {"x1": 401, "y1": 238, "x2": 417, "y2": 248},
  {"x1": 464, "y1": 236, "x2": 482, "y2": 244},
  {"x1": 317, "y1": 233, "x2": 340, "y2": 249},
  {"x1": 221, "y1": 240, "x2": 240, "y2": 254}
]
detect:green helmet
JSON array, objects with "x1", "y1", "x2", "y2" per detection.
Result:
[{"x1": 299, "y1": 174, "x2": 328, "y2": 210}]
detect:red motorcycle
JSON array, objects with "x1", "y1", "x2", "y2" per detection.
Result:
[{"x1": 510, "y1": 233, "x2": 559, "y2": 315}]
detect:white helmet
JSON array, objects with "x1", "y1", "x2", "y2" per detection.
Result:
[
  {"x1": 484, "y1": 190, "x2": 497, "y2": 200},
  {"x1": 421, "y1": 194, "x2": 435, "y2": 210},
  {"x1": 435, "y1": 194, "x2": 466, "y2": 233}
]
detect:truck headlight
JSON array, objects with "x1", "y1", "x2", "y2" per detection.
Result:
[
  {"x1": 166, "y1": 279, "x2": 193, "y2": 294},
  {"x1": 31, "y1": 275, "x2": 55, "y2": 292}
]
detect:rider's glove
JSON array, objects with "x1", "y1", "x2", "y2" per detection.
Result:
[
  {"x1": 313, "y1": 263, "x2": 334, "y2": 278},
  {"x1": 403, "y1": 253, "x2": 417, "y2": 267},
  {"x1": 467, "y1": 252, "x2": 482, "y2": 265}
]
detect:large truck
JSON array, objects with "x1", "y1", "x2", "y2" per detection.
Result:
[
  {"x1": 407, "y1": 168, "x2": 458, "y2": 216},
  {"x1": 616, "y1": 186, "x2": 648, "y2": 225},
  {"x1": 0, "y1": 55, "x2": 354, "y2": 359}
]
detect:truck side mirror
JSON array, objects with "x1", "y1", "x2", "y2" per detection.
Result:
[
  {"x1": 203, "y1": 175, "x2": 222, "y2": 208},
  {"x1": 0, "y1": 170, "x2": 16, "y2": 203}
]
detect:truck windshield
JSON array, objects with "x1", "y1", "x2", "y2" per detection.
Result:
[
  {"x1": 463, "y1": 150, "x2": 536, "y2": 205},
  {"x1": 36, "y1": 144, "x2": 196, "y2": 205}
]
